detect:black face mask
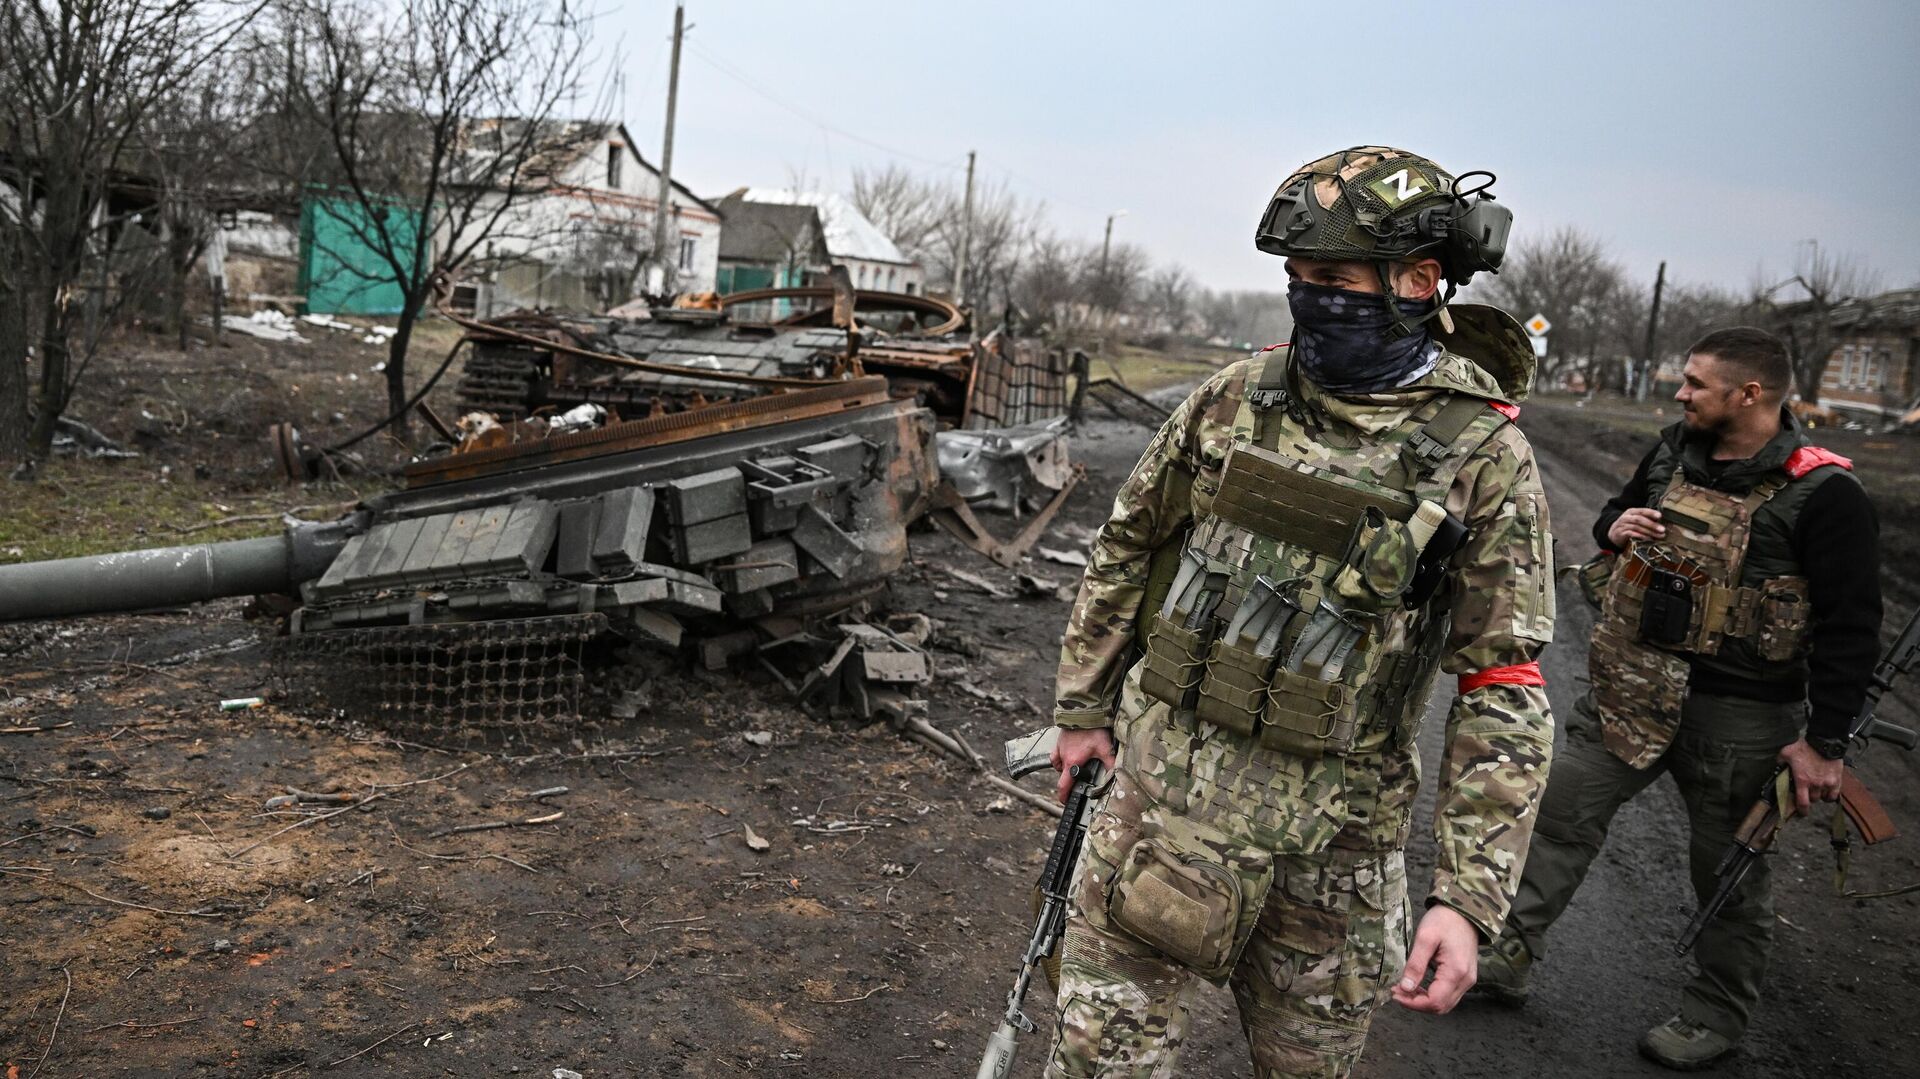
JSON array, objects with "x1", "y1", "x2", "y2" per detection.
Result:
[{"x1": 1287, "y1": 281, "x2": 1441, "y2": 395}]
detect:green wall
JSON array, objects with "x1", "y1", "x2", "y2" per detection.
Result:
[{"x1": 298, "y1": 193, "x2": 423, "y2": 315}]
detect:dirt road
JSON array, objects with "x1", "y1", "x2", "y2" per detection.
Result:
[{"x1": 3, "y1": 393, "x2": 1917, "y2": 1077}]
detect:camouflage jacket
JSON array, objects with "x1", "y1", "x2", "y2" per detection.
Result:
[{"x1": 1052, "y1": 336, "x2": 1556, "y2": 939}]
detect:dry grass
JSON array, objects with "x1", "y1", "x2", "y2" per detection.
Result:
[{"x1": 0, "y1": 458, "x2": 371, "y2": 564}]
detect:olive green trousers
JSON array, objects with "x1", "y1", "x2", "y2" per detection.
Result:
[{"x1": 1500, "y1": 691, "x2": 1802, "y2": 1041}]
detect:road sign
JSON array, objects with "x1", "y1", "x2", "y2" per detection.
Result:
[
  {"x1": 1529, "y1": 335, "x2": 1548, "y2": 359},
  {"x1": 1524, "y1": 313, "x2": 1551, "y2": 337}
]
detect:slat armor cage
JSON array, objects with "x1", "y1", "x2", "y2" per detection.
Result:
[{"x1": 276, "y1": 613, "x2": 606, "y2": 742}]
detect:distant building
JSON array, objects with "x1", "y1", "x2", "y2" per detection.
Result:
[
  {"x1": 711, "y1": 192, "x2": 831, "y2": 295},
  {"x1": 1816, "y1": 288, "x2": 1920, "y2": 418},
  {"x1": 448, "y1": 120, "x2": 722, "y2": 316},
  {"x1": 735, "y1": 188, "x2": 924, "y2": 296}
]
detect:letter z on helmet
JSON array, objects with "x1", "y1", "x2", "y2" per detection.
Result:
[{"x1": 1254, "y1": 146, "x2": 1510, "y2": 285}]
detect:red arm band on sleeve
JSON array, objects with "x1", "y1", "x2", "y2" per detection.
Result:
[
  {"x1": 1784, "y1": 446, "x2": 1852, "y2": 478},
  {"x1": 1489, "y1": 401, "x2": 1520, "y2": 421},
  {"x1": 1458, "y1": 661, "x2": 1546, "y2": 694}
]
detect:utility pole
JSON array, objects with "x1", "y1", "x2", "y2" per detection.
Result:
[
  {"x1": 953, "y1": 150, "x2": 976, "y2": 307},
  {"x1": 1100, "y1": 210, "x2": 1127, "y2": 307},
  {"x1": 649, "y1": 2, "x2": 686, "y2": 297},
  {"x1": 1639, "y1": 260, "x2": 1666, "y2": 400}
]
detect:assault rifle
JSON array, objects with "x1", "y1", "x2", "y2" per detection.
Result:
[
  {"x1": 976, "y1": 728, "x2": 1105, "y2": 1079},
  {"x1": 1676, "y1": 607, "x2": 1920, "y2": 955}
]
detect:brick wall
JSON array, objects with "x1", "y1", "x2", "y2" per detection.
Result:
[{"x1": 1819, "y1": 330, "x2": 1916, "y2": 412}]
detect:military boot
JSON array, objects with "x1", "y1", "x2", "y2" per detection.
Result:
[
  {"x1": 1638, "y1": 1015, "x2": 1734, "y2": 1071},
  {"x1": 1469, "y1": 933, "x2": 1531, "y2": 1007}
]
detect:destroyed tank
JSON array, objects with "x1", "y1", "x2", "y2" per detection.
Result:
[
  {"x1": 0, "y1": 373, "x2": 940, "y2": 737},
  {"x1": 453, "y1": 285, "x2": 1071, "y2": 431},
  {"x1": 0, "y1": 276, "x2": 1088, "y2": 737}
]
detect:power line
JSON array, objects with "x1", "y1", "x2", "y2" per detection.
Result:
[
  {"x1": 682, "y1": 39, "x2": 966, "y2": 173},
  {"x1": 680, "y1": 39, "x2": 1120, "y2": 241}
]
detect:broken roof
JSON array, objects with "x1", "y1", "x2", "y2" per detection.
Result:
[
  {"x1": 460, "y1": 118, "x2": 721, "y2": 214},
  {"x1": 739, "y1": 188, "x2": 914, "y2": 266}
]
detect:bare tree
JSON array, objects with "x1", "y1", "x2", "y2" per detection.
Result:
[
  {"x1": 1750, "y1": 243, "x2": 1882, "y2": 403},
  {"x1": 268, "y1": 0, "x2": 590, "y2": 439},
  {"x1": 1472, "y1": 226, "x2": 1636, "y2": 390},
  {"x1": 146, "y1": 59, "x2": 262, "y2": 348},
  {"x1": 1010, "y1": 232, "x2": 1094, "y2": 340},
  {"x1": 850, "y1": 164, "x2": 1038, "y2": 319},
  {"x1": 850, "y1": 164, "x2": 944, "y2": 261},
  {"x1": 1146, "y1": 265, "x2": 1193, "y2": 336},
  {"x1": 0, "y1": 0, "x2": 264, "y2": 464}
]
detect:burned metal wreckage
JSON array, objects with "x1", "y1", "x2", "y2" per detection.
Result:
[{"x1": 0, "y1": 284, "x2": 1090, "y2": 743}]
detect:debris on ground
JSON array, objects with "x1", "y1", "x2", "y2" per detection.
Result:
[
  {"x1": 220, "y1": 308, "x2": 308, "y2": 342},
  {"x1": 49, "y1": 416, "x2": 140, "y2": 460}
]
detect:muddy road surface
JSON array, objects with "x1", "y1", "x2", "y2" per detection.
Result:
[{"x1": 4, "y1": 394, "x2": 1918, "y2": 1077}]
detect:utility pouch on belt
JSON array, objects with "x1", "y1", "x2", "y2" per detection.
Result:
[
  {"x1": 1638, "y1": 567, "x2": 1694, "y2": 647},
  {"x1": 1570, "y1": 551, "x2": 1616, "y2": 610},
  {"x1": 1755, "y1": 577, "x2": 1812, "y2": 662},
  {"x1": 1105, "y1": 814, "x2": 1274, "y2": 983}
]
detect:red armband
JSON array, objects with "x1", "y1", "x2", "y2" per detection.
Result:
[
  {"x1": 1784, "y1": 446, "x2": 1852, "y2": 478},
  {"x1": 1458, "y1": 661, "x2": 1545, "y2": 694},
  {"x1": 1489, "y1": 401, "x2": 1521, "y2": 421}
]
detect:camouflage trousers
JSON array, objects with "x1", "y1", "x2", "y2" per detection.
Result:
[
  {"x1": 1500, "y1": 691, "x2": 1802, "y2": 1042},
  {"x1": 1044, "y1": 840, "x2": 1410, "y2": 1079}
]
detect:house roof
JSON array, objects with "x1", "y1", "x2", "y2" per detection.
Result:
[
  {"x1": 713, "y1": 192, "x2": 829, "y2": 265},
  {"x1": 738, "y1": 188, "x2": 913, "y2": 265},
  {"x1": 1812, "y1": 287, "x2": 1920, "y2": 335},
  {"x1": 461, "y1": 118, "x2": 722, "y2": 215}
]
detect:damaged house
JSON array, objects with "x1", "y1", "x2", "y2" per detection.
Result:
[{"x1": 446, "y1": 120, "x2": 724, "y2": 316}]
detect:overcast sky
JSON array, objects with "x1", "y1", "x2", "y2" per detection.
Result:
[{"x1": 603, "y1": 0, "x2": 1920, "y2": 296}]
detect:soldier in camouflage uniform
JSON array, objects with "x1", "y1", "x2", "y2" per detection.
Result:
[
  {"x1": 1473, "y1": 327, "x2": 1883, "y2": 1070},
  {"x1": 1043, "y1": 146, "x2": 1557, "y2": 1078}
]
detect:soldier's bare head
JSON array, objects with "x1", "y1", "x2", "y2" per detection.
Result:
[
  {"x1": 1282, "y1": 257, "x2": 1443, "y2": 301},
  {"x1": 1676, "y1": 327, "x2": 1792, "y2": 433}
]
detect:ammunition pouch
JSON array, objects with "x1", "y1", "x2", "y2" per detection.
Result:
[
  {"x1": 1194, "y1": 634, "x2": 1272, "y2": 736},
  {"x1": 1140, "y1": 617, "x2": 1212, "y2": 712},
  {"x1": 1258, "y1": 667, "x2": 1358, "y2": 757},
  {"x1": 1102, "y1": 810, "x2": 1274, "y2": 983}
]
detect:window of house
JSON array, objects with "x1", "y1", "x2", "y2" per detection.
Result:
[
  {"x1": 1840, "y1": 345, "x2": 1857, "y2": 389},
  {"x1": 1877, "y1": 349, "x2": 1892, "y2": 392},
  {"x1": 904, "y1": 282, "x2": 916, "y2": 295},
  {"x1": 679, "y1": 236, "x2": 696, "y2": 272},
  {"x1": 607, "y1": 143, "x2": 623, "y2": 188}
]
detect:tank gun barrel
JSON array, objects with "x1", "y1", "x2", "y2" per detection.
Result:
[{"x1": 0, "y1": 518, "x2": 361, "y2": 623}]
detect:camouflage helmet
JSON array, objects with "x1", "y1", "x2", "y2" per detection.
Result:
[{"x1": 1254, "y1": 145, "x2": 1511, "y2": 285}]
